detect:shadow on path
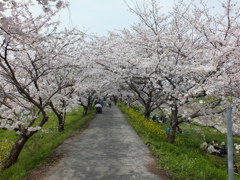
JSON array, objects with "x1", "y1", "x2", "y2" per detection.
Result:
[{"x1": 44, "y1": 104, "x2": 164, "y2": 180}]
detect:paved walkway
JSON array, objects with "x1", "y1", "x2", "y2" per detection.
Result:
[{"x1": 44, "y1": 104, "x2": 162, "y2": 180}]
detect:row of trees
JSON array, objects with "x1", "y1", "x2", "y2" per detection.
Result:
[
  {"x1": 0, "y1": 0, "x2": 239, "y2": 171},
  {"x1": 87, "y1": 0, "x2": 240, "y2": 143},
  {"x1": 0, "y1": 0, "x2": 116, "y2": 170}
]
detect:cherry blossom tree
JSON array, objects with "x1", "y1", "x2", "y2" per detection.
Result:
[
  {"x1": 74, "y1": 68, "x2": 99, "y2": 116},
  {"x1": 43, "y1": 29, "x2": 86, "y2": 131},
  {"x1": 74, "y1": 58, "x2": 121, "y2": 114},
  {"x1": 125, "y1": 0, "x2": 240, "y2": 143},
  {"x1": 0, "y1": 0, "x2": 76, "y2": 169},
  {"x1": 125, "y1": 77, "x2": 164, "y2": 117},
  {"x1": 175, "y1": 0, "x2": 240, "y2": 136},
  {"x1": 77, "y1": 88, "x2": 97, "y2": 115},
  {"x1": 91, "y1": 0, "x2": 239, "y2": 143},
  {"x1": 174, "y1": 0, "x2": 240, "y2": 97},
  {"x1": 87, "y1": 31, "x2": 167, "y2": 118},
  {"x1": 93, "y1": 0, "x2": 205, "y2": 143},
  {"x1": 0, "y1": 0, "x2": 69, "y2": 12}
]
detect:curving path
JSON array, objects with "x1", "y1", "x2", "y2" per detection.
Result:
[{"x1": 44, "y1": 104, "x2": 163, "y2": 180}]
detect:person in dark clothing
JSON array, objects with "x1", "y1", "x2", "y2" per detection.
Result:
[
  {"x1": 176, "y1": 126, "x2": 183, "y2": 134},
  {"x1": 219, "y1": 142, "x2": 227, "y2": 156},
  {"x1": 95, "y1": 102, "x2": 102, "y2": 114},
  {"x1": 152, "y1": 114, "x2": 157, "y2": 121}
]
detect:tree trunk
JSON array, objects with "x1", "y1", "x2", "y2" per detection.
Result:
[
  {"x1": 89, "y1": 96, "x2": 96, "y2": 111},
  {"x1": 2, "y1": 109, "x2": 48, "y2": 171},
  {"x1": 2, "y1": 134, "x2": 31, "y2": 170},
  {"x1": 144, "y1": 110, "x2": 151, "y2": 118},
  {"x1": 83, "y1": 94, "x2": 95, "y2": 116},
  {"x1": 57, "y1": 113, "x2": 64, "y2": 132},
  {"x1": 144, "y1": 102, "x2": 151, "y2": 118},
  {"x1": 83, "y1": 106, "x2": 88, "y2": 116},
  {"x1": 168, "y1": 106, "x2": 178, "y2": 144},
  {"x1": 49, "y1": 102, "x2": 65, "y2": 132}
]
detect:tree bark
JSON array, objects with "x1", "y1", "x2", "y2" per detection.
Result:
[
  {"x1": 2, "y1": 134, "x2": 31, "y2": 170},
  {"x1": 168, "y1": 105, "x2": 178, "y2": 144},
  {"x1": 49, "y1": 102, "x2": 65, "y2": 132},
  {"x1": 144, "y1": 109, "x2": 151, "y2": 118},
  {"x1": 83, "y1": 106, "x2": 88, "y2": 116},
  {"x1": 2, "y1": 111, "x2": 48, "y2": 171},
  {"x1": 144, "y1": 100, "x2": 152, "y2": 118},
  {"x1": 57, "y1": 114, "x2": 64, "y2": 132},
  {"x1": 83, "y1": 94, "x2": 95, "y2": 116}
]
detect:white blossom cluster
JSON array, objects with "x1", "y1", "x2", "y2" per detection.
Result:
[
  {"x1": 85, "y1": 0, "x2": 240, "y2": 135},
  {"x1": 234, "y1": 144, "x2": 240, "y2": 154},
  {"x1": 0, "y1": 0, "x2": 86, "y2": 137}
]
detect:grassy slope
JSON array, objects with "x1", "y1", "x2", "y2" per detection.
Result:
[
  {"x1": 0, "y1": 107, "x2": 94, "y2": 180},
  {"x1": 118, "y1": 102, "x2": 240, "y2": 180}
]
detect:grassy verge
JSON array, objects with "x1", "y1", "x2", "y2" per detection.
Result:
[
  {"x1": 0, "y1": 107, "x2": 95, "y2": 180},
  {"x1": 118, "y1": 102, "x2": 240, "y2": 180}
]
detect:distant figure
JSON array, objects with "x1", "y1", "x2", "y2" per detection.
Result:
[
  {"x1": 207, "y1": 143, "x2": 217, "y2": 153},
  {"x1": 152, "y1": 114, "x2": 157, "y2": 121},
  {"x1": 219, "y1": 142, "x2": 227, "y2": 156},
  {"x1": 212, "y1": 140, "x2": 220, "y2": 150},
  {"x1": 106, "y1": 97, "x2": 111, "y2": 108},
  {"x1": 207, "y1": 142, "x2": 222, "y2": 156},
  {"x1": 234, "y1": 163, "x2": 240, "y2": 174},
  {"x1": 160, "y1": 115, "x2": 167, "y2": 123},
  {"x1": 176, "y1": 126, "x2": 183, "y2": 134},
  {"x1": 165, "y1": 127, "x2": 171, "y2": 133},
  {"x1": 95, "y1": 102, "x2": 102, "y2": 114}
]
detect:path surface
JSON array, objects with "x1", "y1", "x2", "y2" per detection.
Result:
[{"x1": 44, "y1": 104, "x2": 163, "y2": 180}]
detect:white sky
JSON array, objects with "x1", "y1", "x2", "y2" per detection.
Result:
[
  {"x1": 58, "y1": 0, "x2": 174, "y2": 35},
  {"x1": 54, "y1": 0, "x2": 223, "y2": 35}
]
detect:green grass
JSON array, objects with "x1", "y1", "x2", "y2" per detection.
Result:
[
  {"x1": 118, "y1": 102, "x2": 240, "y2": 180},
  {"x1": 0, "y1": 107, "x2": 95, "y2": 180}
]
